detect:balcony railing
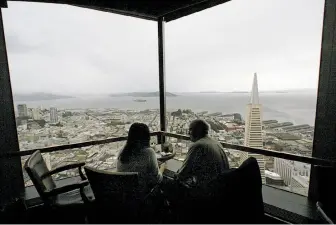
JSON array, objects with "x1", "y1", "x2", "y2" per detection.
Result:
[
  {"x1": 164, "y1": 132, "x2": 335, "y2": 167},
  {"x1": 0, "y1": 132, "x2": 161, "y2": 158},
  {"x1": 1, "y1": 131, "x2": 335, "y2": 168},
  {"x1": 12, "y1": 131, "x2": 328, "y2": 223}
]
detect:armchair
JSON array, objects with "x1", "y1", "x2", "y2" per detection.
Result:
[
  {"x1": 83, "y1": 166, "x2": 168, "y2": 223},
  {"x1": 24, "y1": 150, "x2": 93, "y2": 207}
]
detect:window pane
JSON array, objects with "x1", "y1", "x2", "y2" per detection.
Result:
[
  {"x1": 3, "y1": 2, "x2": 159, "y2": 184},
  {"x1": 166, "y1": 0, "x2": 324, "y2": 196}
]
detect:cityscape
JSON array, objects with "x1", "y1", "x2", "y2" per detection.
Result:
[{"x1": 15, "y1": 73, "x2": 314, "y2": 196}]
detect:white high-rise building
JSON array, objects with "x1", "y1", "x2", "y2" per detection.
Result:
[
  {"x1": 50, "y1": 107, "x2": 58, "y2": 124},
  {"x1": 241, "y1": 73, "x2": 265, "y2": 183},
  {"x1": 273, "y1": 158, "x2": 310, "y2": 195},
  {"x1": 274, "y1": 158, "x2": 311, "y2": 185},
  {"x1": 32, "y1": 108, "x2": 41, "y2": 120}
]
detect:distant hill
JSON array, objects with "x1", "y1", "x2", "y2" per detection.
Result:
[
  {"x1": 200, "y1": 91, "x2": 221, "y2": 93},
  {"x1": 109, "y1": 92, "x2": 177, "y2": 97},
  {"x1": 230, "y1": 91, "x2": 249, "y2": 93},
  {"x1": 13, "y1": 92, "x2": 74, "y2": 101}
]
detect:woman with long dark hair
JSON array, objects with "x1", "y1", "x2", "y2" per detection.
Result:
[{"x1": 117, "y1": 123, "x2": 163, "y2": 193}]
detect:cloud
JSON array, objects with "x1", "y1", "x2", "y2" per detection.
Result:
[
  {"x1": 5, "y1": 33, "x2": 42, "y2": 53},
  {"x1": 2, "y1": 0, "x2": 325, "y2": 94}
]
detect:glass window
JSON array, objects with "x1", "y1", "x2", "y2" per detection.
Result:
[
  {"x1": 3, "y1": 2, "x2": 159, "y2": 185},
  {"x1": 165, "y1": 0, "x2": 324, "y2": 196}
]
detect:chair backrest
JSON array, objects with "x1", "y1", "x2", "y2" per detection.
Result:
[
  {"x1": 219, "y1": 156, "x2": 264, "y2": 222},
  {"x1": 84, "y1": 167, "x2": 140, "y2": 223},
  {"x1": 84, "y1": 166, "x2": 139, "y2": 201},
  {"x1": 24, "y1": 150, "x2": 56, "y2": 198},
  {"x1": 179, "y1": 157, "x2": 264, "y2": 223}
]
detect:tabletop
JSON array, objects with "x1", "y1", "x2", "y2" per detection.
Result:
[{"x1": 155, "y1": 144, "x2": 176, "y2": 163}]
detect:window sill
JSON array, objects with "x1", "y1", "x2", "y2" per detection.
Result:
[{"x1": 262, "y1": 185, "x2": 318, "y2": 223}]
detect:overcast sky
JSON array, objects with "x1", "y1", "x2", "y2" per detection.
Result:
[{"x1": 2, "y1": 0, "x2": 325, "y2": 95}]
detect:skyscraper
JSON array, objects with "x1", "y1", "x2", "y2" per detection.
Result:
[
  {"x1": 17, "y1": 104, "x2": 28, "y2": 117},
  {"x1": 27, "y1": 108, "x2": 33, "y2": 118},
  {"x1": 32, "y1": 108, "x2": 41, "y2": 120},
  {"x1": 50, "y1": 107, "x2": 58, "y2": 124},
  {"x1": 241, "y1": 73, "x2": 266, "y2": 183}
]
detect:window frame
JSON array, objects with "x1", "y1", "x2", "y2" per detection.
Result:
[{"x1": 0, "y1": 0, "x2": 335, "y2": 205}]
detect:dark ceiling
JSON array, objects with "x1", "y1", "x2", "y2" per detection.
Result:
[{"x1": 7, "y1": 0, "x2": 231, "y2": 22}]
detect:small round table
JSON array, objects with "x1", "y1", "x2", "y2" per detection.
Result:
[
  {"x1": 155, "y1": 146, "x2": 176, "y2": 165},
  {"x1": 156, "y1": 151, "x2": 176, "y2": 162}
]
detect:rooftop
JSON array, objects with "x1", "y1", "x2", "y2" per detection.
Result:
[{"x1": 265, "y1": 170, "x2": 282, "y2": 180}]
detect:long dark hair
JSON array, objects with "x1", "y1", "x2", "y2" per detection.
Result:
[{"x1": 118, "y1": 123, "x2": 150, "y2": 163}]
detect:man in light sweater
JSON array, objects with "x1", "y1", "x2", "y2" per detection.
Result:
[{"x1": 176, "y1": 119, "x2": 230, "y2": 187}]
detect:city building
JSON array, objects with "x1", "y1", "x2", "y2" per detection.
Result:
[
  {"x1": 0, "y1": 0, "x2": 335, "y2": 223},
  {"x1": 50, "y1": 107, "x2": 58, "y2": 124},
  {"x1": 263, "y1": 120, "x2": 278, "y2": 125},
  {"x1": 274, "y1": 157, "x2": 310, "y2": 189},
  {"x1": 241, "y1": 73, "x2": 266, "y2": 183},
  {"x1": 274, "y1": 158, "x2": 293, "y2": 186},
  {"x1": 32, "y1": 108, "x2": 41, "y2": 120},
  {"x1": 291, "y1": 175, "x2": 309, "y2": 196},
  {"x1": 265, "y1": 122, "x2": 294, "y2": 129},
  {"x1": 17, "y1": 104, "x2": 28, "y2": 117},
  {"x1": 265, "y1": 170, "x2": 284, "y2": 186},
  {"x1": 221, "y1": 114, "x2": 235, "y2": 121},
  {"x1": 27, "y1": 108, "x2": 33, "y2": 118}
]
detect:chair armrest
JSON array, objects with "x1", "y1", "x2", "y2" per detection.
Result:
[
  {"x1": 316, "y1": 201, "x2": 334, "y2": 224},
  {"x1": 41, "y1": 162, "x2": 85, "y2": 179},
  {"x1": 80, "y1": 185, "x2": 95, "y2": 204},
  {"x1": 45, "y1": 180, "x2": 89, "y2": 197}
]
